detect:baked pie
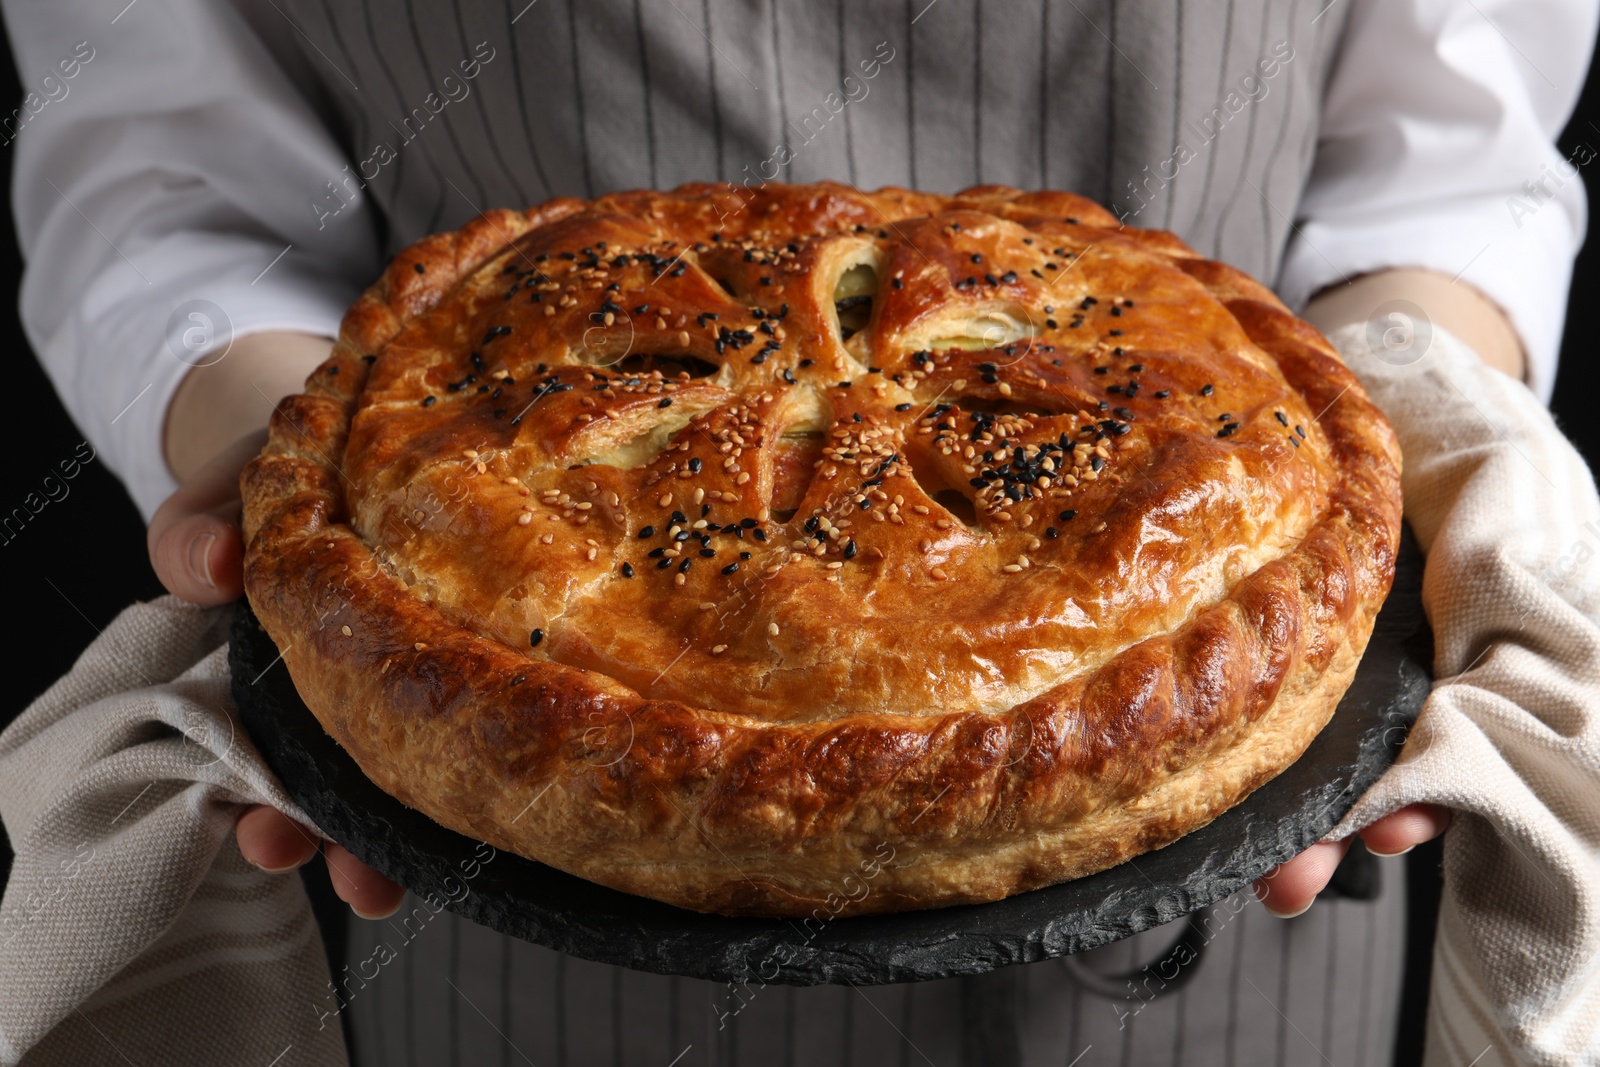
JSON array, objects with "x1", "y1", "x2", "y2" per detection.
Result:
[{"x1": 241, "y1": 182, "x2": 1401, "y2": 917}]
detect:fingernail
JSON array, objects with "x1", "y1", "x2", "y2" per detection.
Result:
[
  {"x1": 352, "y1": 900, "x2": 404, "y2": 921},
  {"x1": 1368, "y1": 844, "x2": 1415, "y2": 858},
  {"x1": 251, "y1": 859, "x2": 304, "y2": 875},
  {"x1": 189, "y1": 532, "x2": 217, "y2": 590},
  {"x1": 1263, "y1": 899, "x2": 1313, "y2": 919}
]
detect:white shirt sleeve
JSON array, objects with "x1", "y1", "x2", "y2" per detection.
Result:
[
  {"x1": 1278, "y1": 0, "x2": 1598, "y2": 403},
  {"x1": 1, "y1": 0, "x2": 382, "y2": 519}
]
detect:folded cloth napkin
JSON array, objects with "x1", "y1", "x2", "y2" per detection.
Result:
[
  {"x1": 1325, "y1": 323, "x2": 1600, "y2": 1066},
  {"x1": 0, "y1": 599, "x2": 346, "y2": 1066},
  {"x1": 0, "y1": 324, "x2": 1595, "y2": 1066}
]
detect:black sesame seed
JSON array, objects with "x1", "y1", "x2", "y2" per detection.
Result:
[
  {"x1": 1275, "y1": 411, "x2": 1289, "y2": 426},
  {"x1": 421, "y1": 395, "x2": 436, "y2": 407},
  {"x1": 678, "y1": 558, "x2": 692, "y2": 573},
  {"x1": 1200, "y1": 383, "x2": 1214, "y2": 396},
  {"x1": 1059, "y1": 509, "x2": 1078, "y2": 522},
  {"x1": 895, "y1": 403, "x2": 912, "y2": 412},
  {"x1": 529, "y1": 629, "x2": 544, "y2": 647},
  {"x1": 620, "y1": 562, "x2": 635, "y2": 577},
  {"x1": 688, "y1": 457, "x2": 703, "y2": 473},
  {"x1": 659, "y1": 398, "x2": 673, "y2": 408},
  {"x1": 1154, "y1": 390, "x2": 1170, "y2": 399},
  {"x1": 638, "y1": 526, "x2": 655, "y2": 538},
  {"x1": 1217, "y1": 422, "x2": 1241, "y2": 438},
  {"x1": 1295, "y1": 425, "x2": 1307, "y2": 438},
  {"x1": 843, "y1": 540, "x2": 858, "y2": 559},
  {"x1": 1045, "y1": 527, "x2": 1060, "y2": 539},
  {"x1": 722, "y1": 562, "x2": 740, "y2": 574}
]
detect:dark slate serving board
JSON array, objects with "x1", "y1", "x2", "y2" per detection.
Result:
[{"x1": 229, "y1": 528, "x2": 1430, "y2": 987}]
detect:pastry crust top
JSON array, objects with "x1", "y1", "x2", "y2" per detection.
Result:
[{"x1": 242, "y1": 182, "x2": 1402, "y2": 917}]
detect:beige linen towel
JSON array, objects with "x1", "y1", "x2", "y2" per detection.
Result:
[
  {"x1": 0, "y1": 599, "x2": 346, "y2": 1066},
  {"x1": 0, "y1": 324, "x2": 1596, "y2": 1066},
  {"x1": 1326, "y1": 323, "x2": 1600, "y2": 1066}
]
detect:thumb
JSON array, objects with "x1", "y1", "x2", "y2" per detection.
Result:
[{"x1": 147, "y1": 431, "x2": 265, "y2": 605}]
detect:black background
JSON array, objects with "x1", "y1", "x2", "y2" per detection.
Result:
[{"x1": 0, "y1": 17, "x2": 1592, "y2": 1063}]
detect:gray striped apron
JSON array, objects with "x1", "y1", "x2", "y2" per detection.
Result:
[{"x1": 273, "y1": 1, "x2": 1407, "y2": 1063}]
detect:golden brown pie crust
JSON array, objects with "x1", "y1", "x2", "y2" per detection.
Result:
[{"x1": 241, "y1": 182, "x2": 1402, "y2": 918}]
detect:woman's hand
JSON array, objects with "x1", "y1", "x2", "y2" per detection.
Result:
[
  {"x1": 146, "y1": 430, "x2": 263, "y2": 604},
  {"x1": 151, "y1": 329, "x2": 405, "y2": 916},
  {"x1": 1252, "y1": 803, "x2": 1452, "y2": 917},
  {"x1": 236, "y1": 806, "x2": 408, "y2": 918}
]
